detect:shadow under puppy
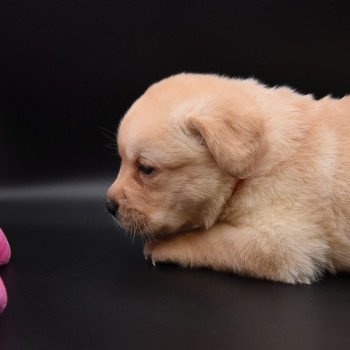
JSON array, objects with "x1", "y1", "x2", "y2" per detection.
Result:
[{"x1": 107, "y1": 73, "x2": 350, "y2": 284}]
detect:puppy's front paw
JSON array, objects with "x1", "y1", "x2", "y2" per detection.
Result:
[
  {"x1": 143, "y1": 238, "x2": 188, "y2": 267},
  {"x1": 143, "y1": 240, "x2": 160, "y2": 265}
]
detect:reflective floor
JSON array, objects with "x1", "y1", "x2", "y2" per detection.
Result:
[{"x1": 1, "y1": 180, "x2": 350, "y2": 350}]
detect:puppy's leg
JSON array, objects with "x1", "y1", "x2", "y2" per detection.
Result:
[{"x1": 144, "y1": 223, "x2": 330, "y2": 284}]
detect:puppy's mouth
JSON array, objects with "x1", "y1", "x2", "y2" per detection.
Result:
[
  {"x1": 115, "y1": 207, "x2": 156, "y2": 237},
  {"x1": 115, "y1": 207, "x2": 201, "y2": 238}
]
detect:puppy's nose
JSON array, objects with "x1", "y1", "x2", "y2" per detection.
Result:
[{"x1": 106, "y1": 198, "x2": 118, "y2": 216}]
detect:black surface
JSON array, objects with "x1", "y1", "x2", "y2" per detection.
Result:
[
  {"x1": 1, "y1": 181, "x2": 350, "y2": 350},
  {"x1": 2, "y1": 1, "x2": 350, "y2": 349}
]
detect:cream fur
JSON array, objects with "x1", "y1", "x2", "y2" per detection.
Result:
[{"x1": 107, "y1": 73, "x2": 350, "y2": 284}]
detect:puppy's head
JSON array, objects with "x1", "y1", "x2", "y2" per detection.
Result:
[{"x1": 107, "y1": 74, "x2": 265, "y2": 237}]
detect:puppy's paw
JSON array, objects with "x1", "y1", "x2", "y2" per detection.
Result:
[
  {"x1": 143, "y1": 238, "x2": 188, "y2": 267},
  {"x1": 143, "y1": 240, "x2": 160, "y2": 264}
]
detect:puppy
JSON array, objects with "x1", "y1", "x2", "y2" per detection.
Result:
[{"x1": 107, "y1": 73, "x2": 350, "y2": 284}]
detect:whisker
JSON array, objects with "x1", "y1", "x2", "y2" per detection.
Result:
[{"x1": 98, "y1": 126, "x2": 117, "y2": 141}]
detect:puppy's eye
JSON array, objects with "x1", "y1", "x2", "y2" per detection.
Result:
[{"x1": 139, "y1": 164, "x2": 155, "y2": 175}]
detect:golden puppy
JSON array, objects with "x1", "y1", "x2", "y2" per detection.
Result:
[{"x1": 107, "y1": 73, "x2": 350, "y2": 284}]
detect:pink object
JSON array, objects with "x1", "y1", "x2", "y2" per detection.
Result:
[
  {"x1": 0, "y1": 228, "x2": 11, "y2": 313},
  {"x1": 0, "y1": 277, "x2": 7, "y2": 313},
  {"x1": 0, "y1": 228, "x2": 11, "y2": 265}
]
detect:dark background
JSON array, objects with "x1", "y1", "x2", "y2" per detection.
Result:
[
  {"x1": 1, "y1": 1, "x2": 350, "y2": 349},
  {"x1": 1, "y1": 0, "x2": 350, "y2": 185}
]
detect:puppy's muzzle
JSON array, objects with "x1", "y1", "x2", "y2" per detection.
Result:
[{"x1": 106, "y1": 198, "x2": 118, "y2": 216}]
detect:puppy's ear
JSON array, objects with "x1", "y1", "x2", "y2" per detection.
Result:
[{"x1": 186, "y1": 112, "x2": 264, "y2": 178}]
